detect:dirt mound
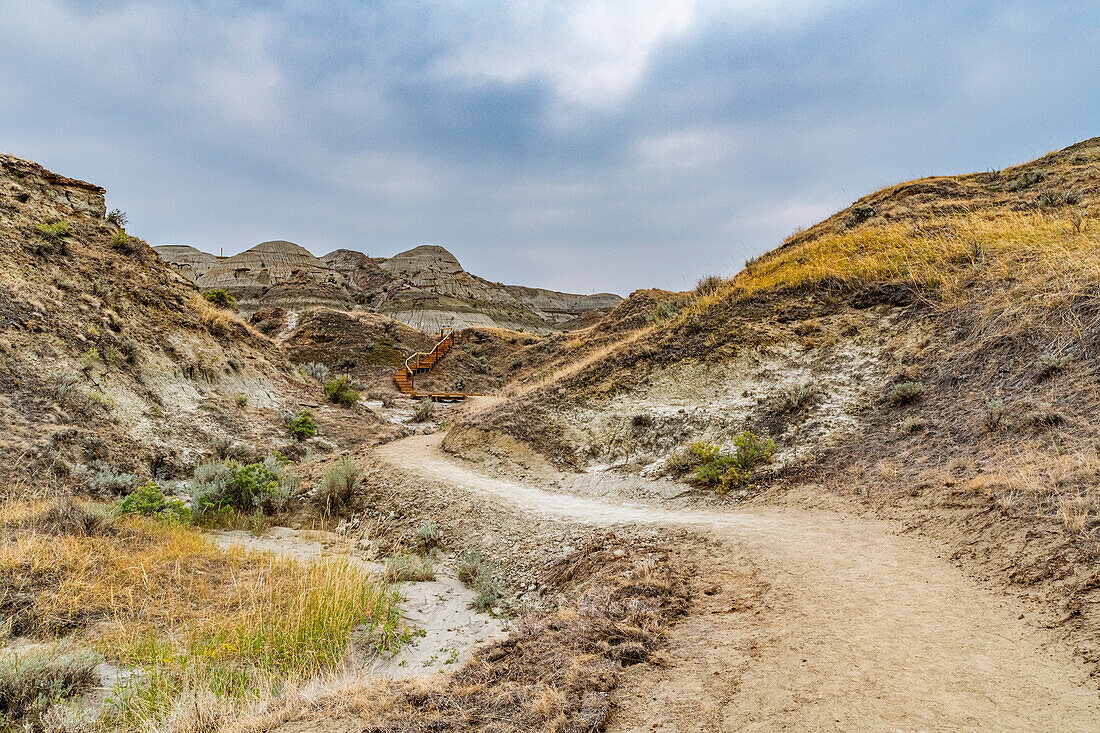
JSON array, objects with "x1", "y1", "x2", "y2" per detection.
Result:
[{"x1": 0, "y1": 153, "x2": 309, "y2": 493}]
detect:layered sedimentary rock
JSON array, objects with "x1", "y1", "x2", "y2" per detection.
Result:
[{"x1": 156, "y1": 240, "x2": 622, "y2": 332}]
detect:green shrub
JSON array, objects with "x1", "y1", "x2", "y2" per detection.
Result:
[
  {"x1": 120, "y1": 481, "x2": 191, "y2": 523},
  {"x1": 455, "y1": 548, "x2": 502, "y2": 612},
  {"x1": 0, "y1": 648, "x2": 100, "y2": 726},
  {"x1": 410, "y1": 397, "x2": 435, "y2": 423},
  {"x1": 191, "y1": 455, "x2": 296, "y2": 517},
  {"x1": 201, "y1": 289, "x2": 237, "y2": 310},
  {"x1": 106, "y1": 208, "x2": 128, "y2": 227},
  {"x1": 285, "y1": 409, "x2": 318, "y2": 440},
  {"x1": 680, "y1": 432, "x2": 776, "y2": 494},
  {"x1": 317, "y1": 457, "x2": 361, "y2": 515},
  {"x1": 323, "y1": 376, "x2": 360, "y2": 407},
  {"x1": 235, "y1": 393, "x2": 248, "y2": 408},
  {"x1": 34, "y1": 221, "x2": 71, "y2": 255},
  {"x1": 886, "y1": 381, "x2": 925, "y2": 406}
]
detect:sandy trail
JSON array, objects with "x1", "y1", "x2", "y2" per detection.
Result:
[{"x1": 377, "y1": 433, "x2": 1100, "y2": 732}]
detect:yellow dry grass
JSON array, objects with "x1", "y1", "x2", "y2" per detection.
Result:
[
  {"x1": 690, "y1": 211, "x2": 1100, "y2": 316},
  {"x1": 0, "y1": 501, "x2": 402, "y2": 728}
]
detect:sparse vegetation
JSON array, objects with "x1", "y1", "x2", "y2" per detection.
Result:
[
  {"x1": 368, "y1": 390, "x2": 396, "y2": 408},
  {"x1": 384, "y1": 552, "x2": 436, "y2": 582},
  {"x1": 317, "y1": 457, "x2": 361, "y2": 515},
  {"x1": 236, "y1": 392, "x2": 248, "y2": 408},
  {"x1": 695, "y1": 275, "x2": 723, "y2": 296},
  {"x1": 410, "y1": 397, "x2": 436, "y2": 422},
  {"x1": 285, "y1": 409, "x2": 318, "y2": 440},
  {"x1": 323, "y1": 375, "x2": 361, "y2": 407},
  {"x1": 0, "y1": 647, "x2": 100, "y2": 728},
  {"x1": 887, "y1": 381, "x2": 925, "y2": 406},
  {"x1": 0, "y1": 502, "x2": 402, "y2": 728},
  {"x1": 34, "y1": 220, "x2": 71, "y2": 255},
  {"x1": 455, "y1": 548, "x2": 503, "y2": 612},
  {"x1": 105, "y1": 208, "x2": 127, "y2": 227}
]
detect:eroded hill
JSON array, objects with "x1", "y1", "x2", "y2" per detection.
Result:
[
  {"x1": 155, "y1": 241, "x2": 621, "y2": 333},
  {"x1": 0, "y1": 154, "x2": 313, "y2": 492}
]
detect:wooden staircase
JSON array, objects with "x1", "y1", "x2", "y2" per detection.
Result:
[{"x1": 394, "y1": 327, "x2": 475, "y2": 402}]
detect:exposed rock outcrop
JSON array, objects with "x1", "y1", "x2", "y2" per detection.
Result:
[{"x1": 156, "y1": 240, "x2": 622, "y2": 333}]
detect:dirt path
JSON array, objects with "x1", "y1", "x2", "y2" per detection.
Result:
[{"x1": 377, "y1": 434, "x2": 1100, "y2": 731}]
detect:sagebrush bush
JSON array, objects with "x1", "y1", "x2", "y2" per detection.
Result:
[
  {"x1": 285, "y1": 409, "x2": 318, "y2": 440},
  {"x1": 317, "y1": 457, "x2": 361, "y2": 515},
  {"x1": 368, "y1": 391, "x2": 396, "y2": 408},
  {"x1": 73, "y1": 460, "x2": 140, "y2": 496},
  {"x1": 417, "y1": 520, "x2": 442, "y2": 550},
  {"x1": 410, "y1": 397, "x2": 435, "y2": 423},
  {"x1": 201, "y1": 289, "x2": 237, "y2": 310},
  {"x1": 456, "y1": 548, "x2": 502, "y2": 612},
  {"x1": 323, "y1": 376, "x2": 360, "y2": 407},
  {"x1": 0, "y1": 648, "x2": 100, "y2": 726},
  {"x1": 886, "y1": 381, "x2": 925, "y2": 406},
  {"x1": 191, "y1": 455, "x2": 296, "y2": 517},
  {"x1": 666, "y1": 432, "x2": 776, "y2": 494},
  {"x1": 299, "y1": 362, "x2": 331, "y2": 383}
]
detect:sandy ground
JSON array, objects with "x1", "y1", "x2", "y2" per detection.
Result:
[
  {"x1": 212, "y1": 527, "x2": 505, "y2": 681},
  {"x1": 377, "y1": 433, "x2": 1100, "y2": 732}
]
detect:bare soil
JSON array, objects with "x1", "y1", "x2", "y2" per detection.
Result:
[{"x1": 368, "y1": 433, "x2": 1100, "y2": 731}]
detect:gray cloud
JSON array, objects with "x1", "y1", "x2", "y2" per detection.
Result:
[{"x1": 2, "y1": 0, "x2": 1099, "y2": 294}]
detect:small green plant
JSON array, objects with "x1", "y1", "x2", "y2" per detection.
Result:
[
  {"x1": 985, "y1": 398, "x2": 1005, "y2": 431},
  {"x1": 119, "y1": 481, "x2": 191, "y2": 522},
  {"x1": 323, "y1": 376, "x2": 361, "y2": 407},
  {"x1": 285, "y1": 409, "x2": 318, "y2": 440},
  {"x1": 782, "y1": 383, "x2": 820, "y2": 413},
  {"x1": 34, "y1": 221, "x2": 72, "y2": 255},
  {"x1": 416, "y1": 520, "x2": 442, "y2": 550},
  {"x1": 886, "y1": 381, "x2": 925, "y2": 406},
  {"x1": 201, "y1": 289, "x2": 237, "y2": 310},
  {"x1": 317, "y1": 457, "x2": 361, "y2": 515},
  {"x1": 455, "y1": 548, "x2": 502, "y2": 612},
  {"x1": 410, "y1": 397, "x2": 435, "y2": 423},
  {"x1": 235, "y1": 393, "x2": 248, "y2": 408}
]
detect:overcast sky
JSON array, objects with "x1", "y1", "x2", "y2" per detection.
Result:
[{"x1": 3, "y1": 1, "x2": 1098, "y2": 295}]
